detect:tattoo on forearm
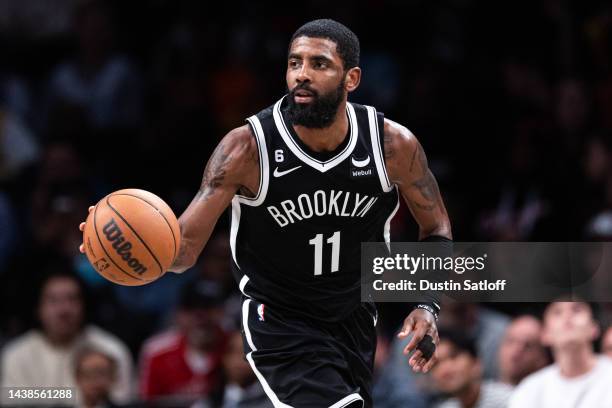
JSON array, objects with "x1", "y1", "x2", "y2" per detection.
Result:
[{"x1": 409, "y1": 144, "x2": 440, "y2": 211}]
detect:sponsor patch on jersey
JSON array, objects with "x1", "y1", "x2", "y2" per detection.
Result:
[
  {"x1": 350, "y1": 155, "x2": 374, "y2": 178},
  {"x1": 257, "y1": 304, "x2": 265, "y2": 321}
]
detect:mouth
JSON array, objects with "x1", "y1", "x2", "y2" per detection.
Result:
[{"x1": 293, "y1": 88, "x2": 316, "y2": 103}]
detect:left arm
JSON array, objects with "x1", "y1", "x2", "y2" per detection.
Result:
[{"x1": 384, "y1": 118, "x2": 452, "y2": 373}]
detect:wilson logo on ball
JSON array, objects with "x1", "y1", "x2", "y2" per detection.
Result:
[{"x1": 102, "y1": 218, "x2": 148, "y2": 275}]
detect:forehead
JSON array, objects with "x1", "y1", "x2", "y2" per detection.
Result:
[
  {"x1": 43, "y1": 277, "x2": 80, "y2": 296},
  {"x1": 289, "y1": 36, "x2": 340, "y2": 60},
  {"x1": 508, "y1": 317, "x2": 541, "y2": 334},
  {"x1": 545, "y1": 301, "x2": 590, "y2": 317}
]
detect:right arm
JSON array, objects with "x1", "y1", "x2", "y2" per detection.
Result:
[{"x1": 169, "y1": 125, "x2": 260, "y2": 272}]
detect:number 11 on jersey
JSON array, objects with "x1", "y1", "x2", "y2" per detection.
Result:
[{"x1": 309, "y1": 231, "x2": 340, "y2": 276}]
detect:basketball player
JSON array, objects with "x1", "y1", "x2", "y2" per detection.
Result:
[{"x1": 81, "y1": 19, "x2": 452, "y2": 407}]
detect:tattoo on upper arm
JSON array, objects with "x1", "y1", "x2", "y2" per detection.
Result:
[
  {"x1": 196, "y1": 129, "x2": 258, "y2": 202},
  {"x1": 408, "y1": 143, "x2": 440, "y2": 211},
  {"x1": 408, "y1": 146, "x2": 418, "y2": 173},
  {"x1": 384, "y1": 131, "x2": 394, "y2": 159}
]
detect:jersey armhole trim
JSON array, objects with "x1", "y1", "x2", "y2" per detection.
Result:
[
  {"x1": 328, "y1": 393, "x2": 364, "y2": 408},
  {"x1": 366, "y1": 105, "x2": 394, "y2": 193},
  {"x1": 235, "y1": 116, "x2": 269, "y2": 206}
]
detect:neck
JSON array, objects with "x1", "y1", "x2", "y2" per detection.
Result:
[
  {"x1": 44, "y1": 332, "x2": 78, "y2": 348},
  {"x1": 500, "y1": 372, "x2": 519, "y2": 387},
  {"x1": 292, "y1": 101, "x2": 348, "y2": 152},
  {"x1": 457, "y1": 381, "x2": 481, "y2": 408},
  {"x1": 554, "y1": 344, "x2": 596, "y2": 378}
]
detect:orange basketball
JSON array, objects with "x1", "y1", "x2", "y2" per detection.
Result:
[{"x1": 82, "y1": 189, "x2": 181, "y2": 286}]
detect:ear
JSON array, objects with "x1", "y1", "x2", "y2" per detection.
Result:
[{"x1": 345, "y1": 67, "x2": 361, "y2": 92}]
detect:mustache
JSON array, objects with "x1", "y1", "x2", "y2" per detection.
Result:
[{"x1": 290, "y1": 83, "x2": 318, "y2": 97}]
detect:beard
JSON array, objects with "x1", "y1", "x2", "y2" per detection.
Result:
[{"x1": 286, "y1": 80, "x2": 345, "y2": 128}]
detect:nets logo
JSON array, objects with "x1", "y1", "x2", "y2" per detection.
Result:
[{"x1": 102, "y1": 218, "x2": 148, "y2": 275}]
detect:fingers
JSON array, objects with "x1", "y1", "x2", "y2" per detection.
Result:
[
  {"x1": 408, "y1": 350, "x2": 422, "y2": 369},
  {"x1": 78, "y1": 206, "x2": 94, "y2": 253},
  {"x1": 397, "y1": 316, "x2": 414, "y2": 339},
  {"x1": 421, "y1": 354, "x2": 437, "y2": 373},
  {"x1": 403, "y1": 325, "x2": 428, "y2": 355}
]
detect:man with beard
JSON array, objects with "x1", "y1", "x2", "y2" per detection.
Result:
[{"x1": 79, "y1": 18, "x2": 452, "y2": 407}]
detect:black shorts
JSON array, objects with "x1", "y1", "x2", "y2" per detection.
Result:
[{"x1": 240, "y1": 297, "x2": 378, "y2": 408}]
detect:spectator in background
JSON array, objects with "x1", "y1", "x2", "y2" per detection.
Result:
[
  {"x1": 139, "y1": 280, "x2": 226, "y2": 405},
  {"x1": 218, "y1": 330, "x2": 268, "y2": 408},
  {"x1": 497, "y1": 315, "x2": 549, "y2": 386},
  {"x1": 435, "y1": 302, "x2": 510, "y2": 379},
  {"x1": 46, "y1": 0, "x2": 143, "y2": 130},
  {"x1": 509, "y1": 301, "x2": 612, "y2": 408},
  {"x1": 74, "y1": 345, "x2": 121, "y2": 408},
  {"x1": 0, "y1": 105, "x2": 40, "y2": 181},
  {"x1": 601, "y1": 326, "x2": 612, "y2": 359},
  {"x1": 1, "y1": 272, "x2": 134, "y2": 403},
  {"x1": 432, "y1": 329, "x2": 512, "y2": 408}
]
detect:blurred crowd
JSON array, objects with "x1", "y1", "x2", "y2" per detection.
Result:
[{"x1": 1, "y1": 0, "x2": 612, "y2": 407}]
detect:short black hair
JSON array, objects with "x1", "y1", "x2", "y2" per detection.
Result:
[
  {"x1": 438, "y1": 329, "x2": 478, "y2": 359},
  {"x1": 290, "y1": 19, "x2": 360, "y2": 70}
]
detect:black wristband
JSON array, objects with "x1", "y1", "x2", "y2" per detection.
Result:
[
  {"x1": 412, "y1": 303, "x2": 439, "y2": 321},
  {"x1": 420, "y1": 235, "x2": 452, "y2": 243}
]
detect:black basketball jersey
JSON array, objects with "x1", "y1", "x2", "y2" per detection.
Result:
[{"x1": 230, "y1": 95, "x2": 399, "y2": 322}]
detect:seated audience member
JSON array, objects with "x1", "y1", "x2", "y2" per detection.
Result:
[
  {"x1": 139, "y1": 280, "x2": 226, "y2": 405},
  {"x1": 509, "y1": 301, "x2": 612, "y2": 408},
  {"x1": 74, "y1": 345, "x2": 122, "y2": 408},
  {"x1": 1, "y1": 272, "x2": 134, "y2": 403},
  {"x1": 432, "y1": 329, "x2": 512, "y2": 408},
  {"x1": 498, "y1": 315, "x2": 549, "y2": 386},
  {"x1": 435, "y1": 302, "x2": 509, "y2": 379},
  {"x1": 602, "y1": 326, "x2": 612, "y2": 358},
  {"x1": 220, "y1": 330, "x2": 268, "y2": 408}
]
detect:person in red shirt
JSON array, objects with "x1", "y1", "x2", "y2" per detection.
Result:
[{"x1": 139, "y1": 280, "x2": 227, "y2": 405}]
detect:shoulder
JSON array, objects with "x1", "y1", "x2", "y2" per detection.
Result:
[
  {"x1": 510, "y1": 365, "x2": 554, "y2": 402},
  {"x1": 1, "y1": 330, "x2": 41, "y2": 358},
  {"x1": 226, "y1": 124, "x2": 255, "y2": 143},
  {"x1": 598, "y1": 356, "x2": 612, "y2": 373},
  {"x1": 140, "y1": 330, "x2": 183, "y2": 360},
  {"x1": 382, "y1": 118, "x2": 422, "y2": 183},
  {"x1": 383, "y1": 118, "x2": 420, "y2": 160},
  {"x1": 480, "y1": 381, "x2": 513, "y2": 403},
  {"x1": 215, "y1": 125, "x2": 259, "y2": 176},
  {"x1": 84, "y1": 325, "x2": 131, "y2": 359}
]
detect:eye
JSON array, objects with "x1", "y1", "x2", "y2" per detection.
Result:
[
  {"x1": 288, "y1": 59, "x2": 300, "y2": 69},
  {"x1": 314, "y1": 61, "x2": 328, "y2": 69}
]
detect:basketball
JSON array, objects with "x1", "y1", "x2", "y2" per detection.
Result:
[{"x1": 82, "y1": 189, "x2": 181, "y2": 286}]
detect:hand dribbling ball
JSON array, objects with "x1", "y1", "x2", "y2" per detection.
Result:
[{"x1": 82, "y1": 189, "x2": 181, "y2": 286}]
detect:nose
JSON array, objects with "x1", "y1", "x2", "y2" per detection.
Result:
[{"x1": 296, "y1": 64, "x2": 311, "y2": 84}]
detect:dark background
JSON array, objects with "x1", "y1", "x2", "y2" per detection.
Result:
[{"x1": 1, "y1": 0, "x2": 611, "y2": 365}]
